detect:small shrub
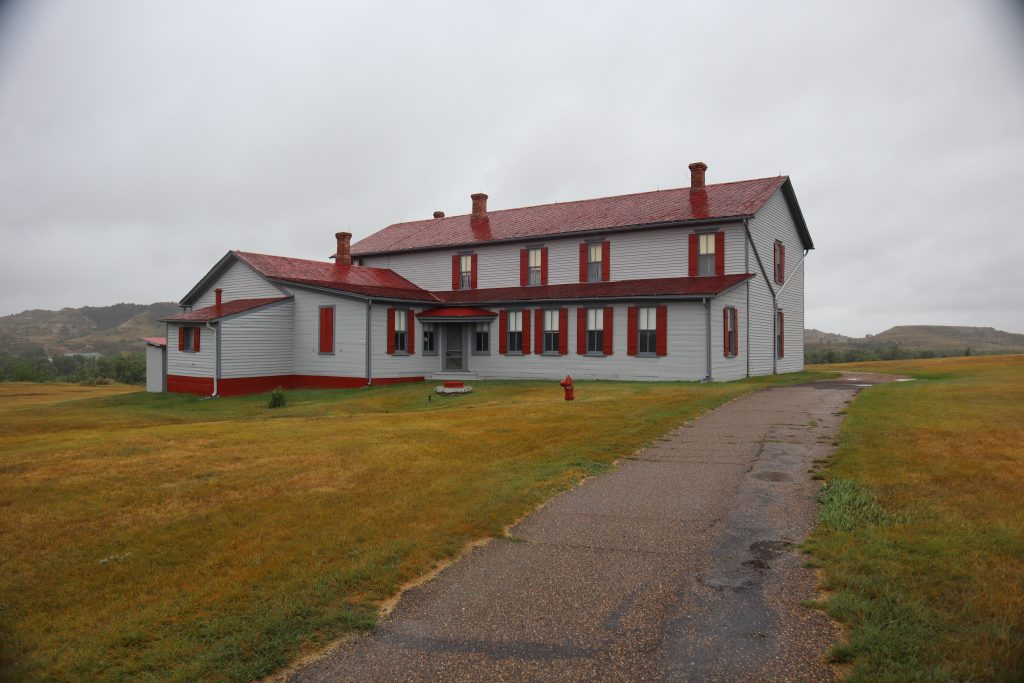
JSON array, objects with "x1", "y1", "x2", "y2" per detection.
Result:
[{"x1": 267, "y1": 387, "x2": 287, "y2": 409}]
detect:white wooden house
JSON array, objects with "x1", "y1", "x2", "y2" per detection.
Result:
[{"x1": 156, "y1": 163, "x2": 812, "y2": 395}]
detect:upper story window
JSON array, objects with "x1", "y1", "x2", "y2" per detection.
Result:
[
  {"x1": 528, "y1": 248, "x2": 543, "y2": 286},
  {"x1": 587, "y1": 243, "x2": 603, "y2": 282},
  {"x1": 698, "y1": 233, "x2": 716, "y2": 276},
  {"x1": 394, "y1": 310, "x2": 408, "y2": 353},
  {"x1": 637, "y1": 307, "x2": 657, "y2": 355},
  {"x1": 543, "y1": 310, "x2": 560, "y2": 353},
  {"x1": 474, "y1": 322, "x2": 489, "y2": 353},
  {"x1": 773, "y1": 241, "x2": 785, "y2": 285},
  {"x1": 422, "y1": 323, "x2": 436, "y2": 354},
  {"x1": 507, "y1": 311, "x2": 523, "y2": 353},
  {"x1": 459, "y1": 254, "x2": 473, "y2": 290},
  {"x1": 586, "y1": 308, "x2": 604, "y2": 353}
]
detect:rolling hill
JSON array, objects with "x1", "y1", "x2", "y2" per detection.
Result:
[{"x1": 805, "y1": 325, "x2": 1024, "y2": 355}]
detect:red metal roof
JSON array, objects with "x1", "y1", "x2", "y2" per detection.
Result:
[
  {"x1": 234, "y1": 251, "x2": 437, "y2": 301},
  {"x1": 352, "y1": 177, "x2": 787, "y2": 255},
  {"x1": 437, "y1": 274, "x2": 753, "y2": 305},
  {"x1": 142, "y1": 336, "x2": 167, "y2": 347},
  {"x1": 162, "y1": 297, "x2": 290, "y2": 322},
  {"x1": 416, "y1": 307, "x2": 498, "y2": 319}
]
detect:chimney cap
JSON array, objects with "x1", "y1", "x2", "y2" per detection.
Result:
[
  {"x1": 688, "y1": 161, "x2": 708, "y2": 190},
  {"x1": 688, "y1": 161, "x2": 708, "y2": 172},
  {"x1": 335, "y1": 231, "x2": 352, "y2": 239},
  {"x1": 470, "y1": 192, "x2": 488, "y2": 200},
  {"x1": 433, "y1": 210, "x2": 445, "y2": 219}
]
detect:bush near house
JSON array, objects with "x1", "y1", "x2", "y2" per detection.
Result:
[
  {"x1": 0, "y1": 372, "x2": 826, "y2": 682},
  {"x1": 805, "y1": 355, "x2": 1024, "y2": 681}
]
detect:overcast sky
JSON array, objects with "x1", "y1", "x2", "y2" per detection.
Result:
[{"x1": 1, "y1": 1, "x2": 1022, "y2": 336}]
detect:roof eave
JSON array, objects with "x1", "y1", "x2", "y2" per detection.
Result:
[{"x1": 779, "y1": 178, "x2": 814, "y2": 250}]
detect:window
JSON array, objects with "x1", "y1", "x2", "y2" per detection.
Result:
[
  {"x1": 180, "y1": 326, "x2": 198, "y2": 352},
  {"x1": 638, "y1": 307, "x2": 657, "y2": 355},
  {"x1": 528, "y1": 248, "x2": 542, "y2": 286},
  {"x1": 774, "y1": 241, "x2": 785, "y2": 285},
  {"x1": 586, "y1": 308, "x2": 604, "y2": 353},
  {"x1": 474, "y1": 322, "x2": 489, "y2": 353},
  {"x1": 543, "y1": 310, "x2": 559, "y2": 353},
  {"x1": 459, "y1": 254, "x2": 473, "y2": 290},
  {"x1": 507, "y1": 311, "x2": 523, "y2": 353},
  {"x1": 698, "y1": 233, "x2": 716, "y2": 276},
  {"x1": 587, "y1": 243, "x2": 602, "y2": 282},
  {"x1": 422, "y1": 323, "x2": 436, "y2": 354},
  {"x1": 394, "y1": 310, "x2": 408, "y2": 353},
  {"x1": 318, "y1": 306, "x2": 334, "y2": 354},
  {"x1": 724, "y1": 307, "x2": 738, "y2": 357},
  {"x1": 776, "y1": 311, "x2": 785, "y2": 358}
]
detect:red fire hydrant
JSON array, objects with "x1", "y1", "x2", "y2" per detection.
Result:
[{"x1": 560, "y1": 375, "x2": 575, "y2": 401}]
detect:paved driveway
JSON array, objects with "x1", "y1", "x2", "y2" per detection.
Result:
[{"x1": 283, "y1": 376, "x2": 890, "y2": 682}]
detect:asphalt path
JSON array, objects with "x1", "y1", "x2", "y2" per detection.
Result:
[{"x1": 282, "y1": 374, "x2": 898, "y2": 682}]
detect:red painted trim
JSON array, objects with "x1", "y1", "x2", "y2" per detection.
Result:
[
  {"x1": 627, "y1": 306, "x2": 638, "y2": 356},
  {"x1": 601, "y1": 240, "x2": 610, "y2": 282},
  {"x1": 688, "y1": 233, "x2": 698, "y2": 277},
  {"x1": 319, "y1": 307, "x2": 334, "y2": 353},
  {"x1": 407, "y1": 308, "x2": 415, "y2": 355},
  {"x1": 452, "y1": 254, "x2": 460, "y2": 290},
  {"x1": 534, "y1": 308, "x2": 543, "y2": 354},
  {"x1": 520, "y1": 248, "x2": 528, "y2": 287},
  {"x1": 177, "y1": 326, "x2": 185, "y2": 351},
  {"x1": 470, "y1": 253, "x2": 478, "y2": 289},
  {"x1": 167, "y1": 374, "x2": 425, "y2": 397},
  {"x1": 558, "y1": 307, "x2": 568, "y2": 355},
  {"x1": 778, "y1": 311, "x2": 785, "y2": 358},
  {"x1": 715, "y1": 231, "x2": 725, "y2": 275},
  {"x1": 576, "y1": 307, "x2": 586, "y2": 355},
  {"x1": 541, "y1": 247, "x2": 549, "y2": 285},
  {"x1": 656, "y1": 305, "x2": 668, "y2": 356},
  {"x1": 734, "y1": 308, "x2": 740, "y2": 358},
  {"x1": 386, "y1": 308, "x2": 396, "y2": 355},
  {"x1": 498, "y1": 310, "x2": 508, "y2": 354},
  {"x1": 194, "y1": 327, "x2": 201, "y2": 352},
  {"x1": 522, "y1": 307, "x2": 532, "y2": 355},
  {"x1": 579, "y1": 243, "x2": 588, "y2": 282},
  {"x1": 603, "y1": 306, "x2": 614, "y2": 355},
  {"x1": 723, "y1": 307, "x2": 730, "y2": 357}
]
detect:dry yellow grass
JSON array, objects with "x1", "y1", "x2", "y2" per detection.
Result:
[
  {"x1": 805, "y1": 355, "x2": 1024, "y2": 680},
  {"x1": 0, "y1": 374, "x2": 824, "y2": 682}
]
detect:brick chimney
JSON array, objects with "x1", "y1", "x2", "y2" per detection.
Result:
[
  {"x1": 332, "y1": 231, "x2": 352, "y2": 266},
  {"x1": 471, "y1": 193, "x2": 488, "y2": 220},
  {"x1": 689, "y1": 161, "x2": 708, "y2": 190},
  {"x1": 215, "y1": 288, "x2": 223, "y2": 315},
  {"x1": 433, "y1": 210, "x2": 445, "y2": 219}
]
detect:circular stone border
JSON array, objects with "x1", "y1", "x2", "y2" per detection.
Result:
[{"x1": 435, "y1": 385, "x2": 473, "y2": 395}]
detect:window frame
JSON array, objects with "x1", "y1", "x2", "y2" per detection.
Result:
[
  {"x1": 506, "y1": 310, "x2": 523, "y2": 354},
  {"x1": 697, "y1": 232, "x2": 716, "y2": 277},
  {"x1": 459, "y1": 254, "x2": 473, "y2": 290},
  {"x1": 422, "y1": 322, "x2": 437, "y2": 355},
  {"x1": 776, "y1": 310, "x2": 785, "y2": 359},
  {"x1": 587, "y1": 242, "x2": 603, "y2": 283},
  {"x1": 393, "y1": 308, "x2": 408, "y2": 354},
  {"x1": 724, "y1": 306, "x2": 738, "y2": 358},
  {"x1": 585, "y1": 307, "x2": 604, "y2": 355},
  {"x1": 773, "y1": 240, "x2": 785, "y2": 285},
  {"x1": 528, "y1": 248, "x2": 543, "y2": 286},
  {"x1": 542, "y1": 309, "x2": 560, "y2": 354},
  {"x1": 637, "y1": 306, "x2": 657, "y2": 356},
  {"x1": 182, "y1": 326, "x2": 196, "y2": 353},
  {"x1": 473, "y1": 322, "x2": 490, "y2": 355}
]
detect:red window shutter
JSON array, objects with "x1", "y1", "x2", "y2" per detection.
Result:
[
  {"x1": 407, "y1": 309, "x2": 415, "y2": 354},
  {"x1": 178, "y1": 326, "x2": 185, "y2": 351},
  {"x1": 656, "y1": 305, "x2": 668, "y2": 356},
  {"x1": 470, "y1": 254, "x2": 478, "y2": 289},
  {"x1": 386, "y1": 308, "x2": 395, "y2": 354},
  {"x1": 576, "y1": 308, "x2": 586, "y2": 355},
  {"x1": 558, "y1": 308, "x2": 568, "y2": 355},
  {"x1": 723, "y1": 308, "x2": 730, "y2": 357},
  {"x1": 579, "y1": 243, "x2": 588, "y2": 282},
  {"x1": 779, "y1": 312, "x2": 785, "y2": 358},
  {"x1": 522, "y1": 309, "x2": 531, "y2": 354},
  {"x1": 499, "y1": 310, "x2": 508, "y2": 354},
  {"x1": 519, "y1": 249, "x2": 528, "y2": 287},
  {"x1": 534, "y1": 309, "x2": 543, "y2": 354},
  {"x1": 627, "y1": 307, "x2": 638, "y2": 356},
  {"x1": 715, "y1": 232, "x2": 725, "y2": 275},
  {"x1": 319, "y1": 308, "x2": 334, "y2": 353},
  {"x1": 601, "y1": 240, "x2": 611, "y2": 281},
  {"x1": 780, "y1": 244, "x2": 785, "y2": 283},
  {"x1": 603, "y1": 307, "x2": 614, "y2": 355},
  {"x1": 452, "y1": 254, "x2": 460, "y2": 289},
  {"x1": 734, "y1": 308, "x2": 740, "y2": 357},
  {"x1": 194, "y1": 327, "x2": 200, "y2": 352},
  {"x1": 688, "y1": 233, "x2": 698, "y2": 276},
  {"x1": 773, "y1": 243, "x2": 780, "y2": 283},
  {"x1": 541, "y1": 247, "x2": 549, "y2": 285}
]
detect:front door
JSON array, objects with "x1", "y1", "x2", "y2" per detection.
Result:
[{"x1": 445, "y1": 324, "x2": 465, "y2": 371}]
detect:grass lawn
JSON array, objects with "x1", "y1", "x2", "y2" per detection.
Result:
[
  {"x1": 0, "y1": 373, "x2": 825, "y2": 682},
  {"x1": 804, "y1": 355, "x2": 1024, "y2": 681}
]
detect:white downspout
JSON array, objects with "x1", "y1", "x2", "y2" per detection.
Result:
[{"x1": 205, "y1": 321, "x2": 218, "y2": 397}]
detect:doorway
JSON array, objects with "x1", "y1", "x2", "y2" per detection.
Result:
[{"x1": 444, "y1": 324, "x2": 466, "y2": 371}]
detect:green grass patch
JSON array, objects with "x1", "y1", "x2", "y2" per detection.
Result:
[{"x1": 804, "y1": 356, "x2": 1024, "y2": 681}]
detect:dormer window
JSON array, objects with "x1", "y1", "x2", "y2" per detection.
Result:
[
  {"x1": 528, "y1": 248, "x2": 542, "y2": 285},
  {"x1": 698, "y1": 234, "x2": 716, "y2": 276}
]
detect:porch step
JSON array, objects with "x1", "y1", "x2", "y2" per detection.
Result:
[{"x1": 429, "y1": 372, "x2": 479, "y2": 381}]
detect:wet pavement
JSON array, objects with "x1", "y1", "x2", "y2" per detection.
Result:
[{"x1": 281, "y1": 374, "x2": 899, "y2": 682}]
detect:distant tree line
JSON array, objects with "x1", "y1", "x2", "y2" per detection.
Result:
[
  {"x1": 805, "y1": 344, "x2": 980, "y2": 364},
  {"x1": 0, "y1": 347, "x2": 146, "y2": 384}
]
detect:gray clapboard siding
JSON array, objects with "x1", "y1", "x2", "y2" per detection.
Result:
[
  {"x1": 292, "y1": 290, "x2": 366, "y2": 377},
  {"x1": 710, "y1": 286, "x2": 748, "y2": 381},
  {"x1": 360, "y1": 222, "x2": 748, "y2": 292},
  {"x1": 746, "y1": 188, "x2": 806, "y2": 375},
  {"x1": 194, "y1": 259, "x2": 282, "y2": 308},
  {"x1": 370, "y1": 305, "x2": 439, "y2": 378},
  {"x1": 166, "y1": 323, "x2": 216, "y2": 377},
  {"x1": 220, "y1": 301, "x2": 294, "y2": 378}
]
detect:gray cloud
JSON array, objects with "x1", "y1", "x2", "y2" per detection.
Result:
[{"x1": 1, "y1": 0, "x2": 1022, "y2": 336}]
